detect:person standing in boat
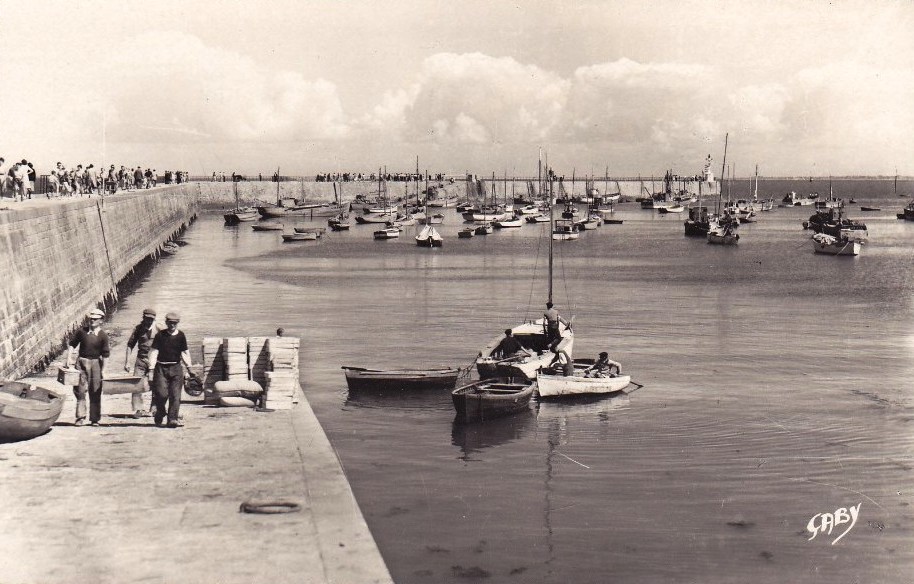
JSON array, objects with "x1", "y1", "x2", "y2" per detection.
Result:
[
  {"x1": 547, "y1": 337, "x2": 574, "y2": 376},
  {"x1": 66, "y1": 308, "x2": 110, "y2": 426},
  {"x1": 543, "y1": 301, "x2": 571, "y2": 343},
  {"x1": 146, "y1": 312, "x2": 193, "y2": 428},
  {"x1": 123, "y1": 308, "x2": 164, "y2": 419},
  {"x1": 493, "y1": 329, "x2": 531, "y2": 360}
]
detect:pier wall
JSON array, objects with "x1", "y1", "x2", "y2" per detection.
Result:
[
  {"x1": 0, "y1": 185, "x2": 200, "y2": 379},
  {"x1": 196, "y1": 178, "x2": 719, "y2": 207}
]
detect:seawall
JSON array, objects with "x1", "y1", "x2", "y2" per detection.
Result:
[
  {"x1": 0, "y1": 185, "x2": 199, "y2": 379},
  {"x1": 197, "y1": 178, "x2": 720, "y2": 207}
]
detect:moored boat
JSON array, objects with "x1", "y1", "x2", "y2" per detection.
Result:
[
  {"x1": 342, "y1": 366, "x2": 461, "y2": 391},
  {"x1": 373, "y1": 227, "x2": 401, "y2": 239},
  {"x1": 458, "y1": 227, "x2": 476, "y2": 238},
  {"x1": 812, "y1": 232, "x2": 860, "y2": 256},
  {"x1": 251, "y1": 222, "x2": 284, "y2": 231},
  {"x1": 535, "y1": 367, "x2": 632, "y2": 398},
  {"x1": 452, "y1": 378, "x2": 535, "y2": 423},
  {"x1": 0, "y1": 381, "x2": 64, "y2": 442},
  {"x1": 415, "y1": 225, "x2": 443, "y2": 247},
  {"x1": 281, "y1": 231, "x2": 318, "y2": 241}
]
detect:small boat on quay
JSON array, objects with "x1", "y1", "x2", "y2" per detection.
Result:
[
  {"x1": 812, "y1": 232, "x2": 860, "y2": 256},
  {"x1": 0, "y1": 381, "x2": 64, "y2": 442},
  {"x1": 342, "y1": 366, "x2": 461, "y2": 391},
  {"x1": 452, "y1": 378, "x2": 535, "y2": 423}
]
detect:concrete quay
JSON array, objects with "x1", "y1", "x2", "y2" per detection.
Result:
[{"x1": 0, "y1": 380, "x2": 393, "y2": 584}]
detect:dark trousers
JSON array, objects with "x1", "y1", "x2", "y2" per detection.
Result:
[
  {"x1": 152, "y1": 363, "x2": 183, "y2": 424},
  {"x1": 75, "y1": 357, "x2": 103, "y2": 423}
]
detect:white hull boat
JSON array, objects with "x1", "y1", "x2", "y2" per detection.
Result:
[{"x1": 536, "y1": 371, "x2": 632, "y2": 398}]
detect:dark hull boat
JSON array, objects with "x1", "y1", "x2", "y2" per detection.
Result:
[
  {"x1": 0, "y1": 381, "x2": 64, "y2": 442},
  {"x1": 452, "y1": 378, "x2": 535, "y2": 423},
  {"x1": 342, "y1": 366, "x2": 461, "y2": 391}
]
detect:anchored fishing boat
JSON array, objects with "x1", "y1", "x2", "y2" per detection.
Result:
[
  {"x1": 415, "y1": 224, "x2": 443, "y2": 247},
  {"x1": 812, "y1": 233, "x2": 860, "y2": 256}
]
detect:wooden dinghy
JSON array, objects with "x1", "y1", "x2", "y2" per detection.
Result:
[
  {"x1": 342, "y1": 366, "x2": 461, "y2": 391},
  {"x1": 536, "y1": 369, "x2": 632, "y2": 398},
  {"x1": 451, "y1": 378, "x2": 534, "y2": 423},
  {"x1": 0, "y1": 381, "x2": 64, "y2": 442}
]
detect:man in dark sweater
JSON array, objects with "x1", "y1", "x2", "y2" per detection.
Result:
[
  {"x1": 146, "y1": 312, "x2": 193, "y2": 428},
  {"x1": 67, "y1": 308, "x2": 111, "y2": 426}
]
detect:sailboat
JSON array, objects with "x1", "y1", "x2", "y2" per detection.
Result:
[
  {"x1": 357, "y1": 170, "x2": 398, "y2": 224},
  {"x1": 475, "y1": 167, "x2": 575, "y2": 381},
  {"x1": 416, "y1": 173, "x2": 443, "y2": 247},
  {"x1": 328, "y1": 182, "x2": 353, "y2": 230},
  {"x1": 223, "y1": 181, "x2": 258, "y2": 224},
  {"x1": 707, "y1": 136, "x2": 740, "y2": 245}
]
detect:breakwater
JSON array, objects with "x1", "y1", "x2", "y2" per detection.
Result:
[
  {"x1": 0, "y1": 185, "x2": 200, "y2": 379},
  {"x1": 197, "y1": 177, "x2": 719, "y2": 208}
]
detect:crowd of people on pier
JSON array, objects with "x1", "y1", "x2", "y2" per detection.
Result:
[{"x1": 0, "y1": 155, "x2": 189, "y2": 201}]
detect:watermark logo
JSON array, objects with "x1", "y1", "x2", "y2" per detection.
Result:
[{"x1": 807, "y1": 503, "x2": 861, "y2": 545}]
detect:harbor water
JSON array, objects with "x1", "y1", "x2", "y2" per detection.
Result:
[{"x1": 103, "y1": 179, "x2": 913, "y2": 583}]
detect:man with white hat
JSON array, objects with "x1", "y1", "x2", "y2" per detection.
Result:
[
  {"x1": 146, "y1": 311, "x2": 193, "y2": 428},
  {"x1": 67, "y1": 308, "x2": 111, "y2": 426},
  {"x1": 124, "y1": 308, "x2": 163, "y2": 418}
]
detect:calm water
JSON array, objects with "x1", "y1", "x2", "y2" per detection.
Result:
[{"x1": 105, "y1": 179, "x2": 914, "y2": 583}]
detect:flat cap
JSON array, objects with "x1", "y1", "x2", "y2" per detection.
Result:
[
  {"x1": 165, "y1": 312, "x2": 180, "y2": 322},
  {"x1": 87, "y1": 308, "x2": 105, "y2": 319},
  {"x1": 142, "y1": 308, "x2": 156, "y2": 318}
]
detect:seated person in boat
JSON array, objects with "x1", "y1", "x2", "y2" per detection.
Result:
[
  {"x1": 583, "y1": 352, "x2": 622, "y2": 378},
  {"x1": 493, "y1": 329, "x2": 531, "y2": 360}
]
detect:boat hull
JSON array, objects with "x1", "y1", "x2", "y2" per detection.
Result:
[
  {"x1": 536, "y1": 372, "x2": 631, "y2": 398},
  {"x1": 342, "y1": 367, "x2": 460, "y2": 391},
  {"x1": 452, "y1": 379, "x2": 534, "y2": 423},
  {"x1": 476, "y1": 321, "x2": 573, "y2": 381},
  {"x1": 0, "y1": 382, "x2": 64, "y2": 442}
]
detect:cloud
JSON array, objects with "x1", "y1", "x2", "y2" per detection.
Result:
[
  {"x1": 106, "y1": 32, "x2": 349, "y2": 143},
  {"x1": 360, "y1": 52, "x2": 569, "y2": 144}
]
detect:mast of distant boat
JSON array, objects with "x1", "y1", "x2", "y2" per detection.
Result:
[
  {"x1": 718, "y1": 133, "x2": 729, "y2": 215},
  {"x1": 548, "y1": 164, "x2": 554, "y2": 304}
]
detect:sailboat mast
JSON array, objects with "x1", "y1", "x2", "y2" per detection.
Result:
[
  {"x1": 718, "y1": 133, "x2": 728, "y2": 214},
  {"x1": 275, "y1": 166, "x2": 281, "y2": 205},
  {"x1": 548, "y1": 167, "x2": 554, "y2": 304},
  {"x1": 754, "y1": 164, "x2": 759, "y2": 201}
]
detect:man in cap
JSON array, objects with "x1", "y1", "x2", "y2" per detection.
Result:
[
  {"x1": 67, "y1": 308, "x2": 111, "y2": 426},
  {"x1": 146, "y1": 312, "x2": 193, "y2": 428},
  {"x1": 124, "y1": 308, "x2": 164, "y2": 418}
]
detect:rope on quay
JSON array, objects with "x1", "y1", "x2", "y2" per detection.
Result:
[{"x1": 239, "y1": 501, "x2": 302, "y2": 514}]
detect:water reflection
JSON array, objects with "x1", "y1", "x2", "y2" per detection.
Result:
[
  {"x1": 451, "y1": 409, "x2": 535, "y2": 460},
  {"x1": 344, "y1": 387, "x2": 453, "y2": 412}
]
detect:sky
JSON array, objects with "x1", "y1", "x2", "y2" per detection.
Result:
[{"x1": 1, "y1": 0, "x2": 913, "y2": 177}]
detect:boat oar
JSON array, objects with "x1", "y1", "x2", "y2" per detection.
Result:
[{"x1": 624, "y1": 380, "x2": 644, "y2": 394}]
